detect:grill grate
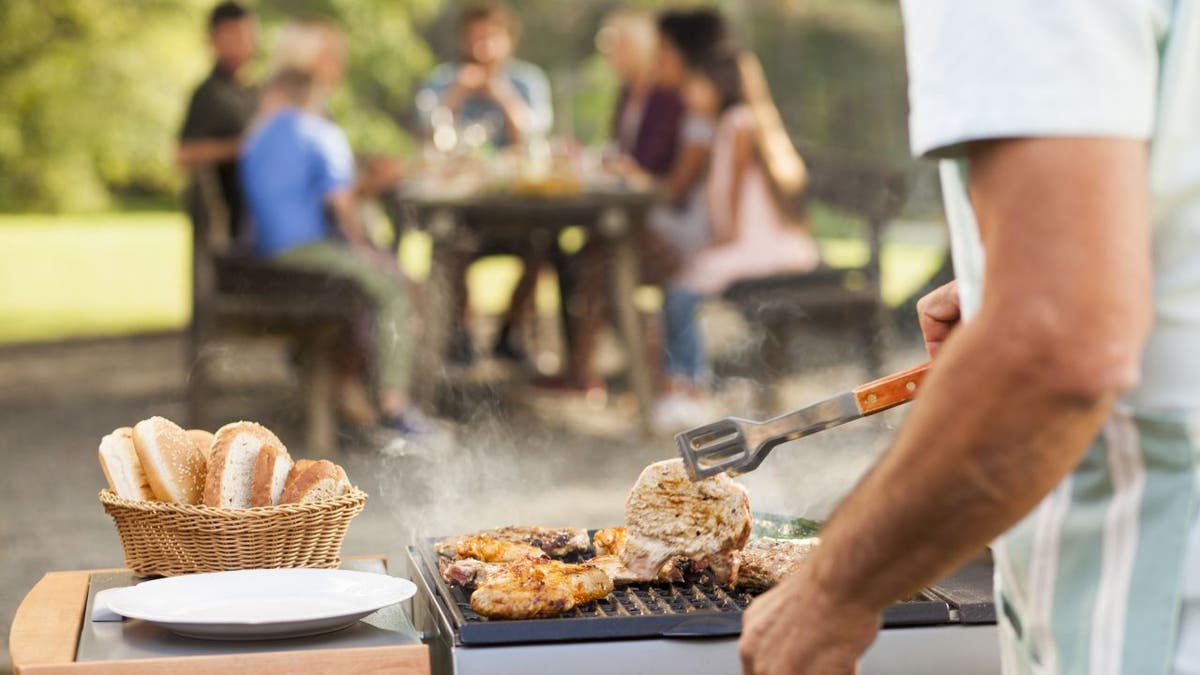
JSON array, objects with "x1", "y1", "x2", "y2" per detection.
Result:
[
  {"x1": 446, "y1": 572, "x2": 753, "y2": 623},
  {"x1": 414, "y1": 538, "x2": 977, "y2": 646}
]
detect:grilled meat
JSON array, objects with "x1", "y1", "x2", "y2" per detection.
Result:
[
  {"x1": 441, "y1": 557, "x2": 505, "y2": 586},
  {"x1": 735, "y1": 537, "x2": 820, "y2": 590},
  {"x1": 621, "y1": 459, "x2": 752, "y2": 586},
  {"x1": 587, "y1": 527, "x2": 687, "y2": 584},
  {"x1": 436, "y1": 526, "x2": 590, "y2": 558},
  {"x1": 451, "y1": 535, "x2": 549, "y2": 563},
  {"x1": 592, "y1": 527, "x2": 628, "y2": 556},
  {"x1": 469, "y1": 559, "x2": 614, "y2": 620},
  {"x1": 584, "y1": 554, "x2": 688, "y2": 585}
]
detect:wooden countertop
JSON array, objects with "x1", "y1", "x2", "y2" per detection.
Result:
[{"x1": 9, "y1": 556, "x2": 430, "y2": 674}]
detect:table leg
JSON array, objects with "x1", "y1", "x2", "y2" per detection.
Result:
[
  {"x1": 605, "y1": 210, "x2": 653, "y2": 435},
  {"x1": 411, "y1": 210, "x2": 459, "y2": 412}
]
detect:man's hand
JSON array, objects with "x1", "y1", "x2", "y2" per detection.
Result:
[
  {"x1": 739, "y1": 566, "x2": 880, "y2": 675},
  {"x1": 916, "y1": 280, "x2": 960, "y2": 357},
  {"x1": 454, "y1": 63, "x2": 489, "y2": 92}
]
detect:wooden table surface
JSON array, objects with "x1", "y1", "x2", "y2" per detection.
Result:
[{"x1": 9, "y1": 557, "x2": 430, "y2": 675}]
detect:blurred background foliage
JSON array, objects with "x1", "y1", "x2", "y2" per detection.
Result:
[{"x1": 0, "y1": 0, "x2": 908, "y2": 213}]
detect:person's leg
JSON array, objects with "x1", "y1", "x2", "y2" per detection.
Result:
[
  {"x1": 274, "y1": 242, "x2": 412, "y2": 416},
  {"x1": 446, "y1": 250, "x2": 474, "y2": 364},
  {"x1": 661, "y1": 284, "x2": 704, "y2": 388},
  {"x1": 562, "y1": 241, "x2": 609, "y2": 387},
  {"x1": 494, "y1": 244, "x2": 544, "y2": 362}
]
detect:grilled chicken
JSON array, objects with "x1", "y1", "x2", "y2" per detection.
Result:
[
  {"x1": 437, "y1": 526, "x2": 590, "y2": 558},
  {"x1": 621, "y1": 459, "x2": 752, "y2": 586},
  {"x1": 470, "y1": 559, "x2": 614, "y2": 620},
  {"x1": 441, "y1": 557, "x2": 505, "y2": 586},
  {"x1": 592, "y1": 527, "x2": 628, "y2": 556},
  {"x1": 450, "y1": 535, "x2": 549, "y2": 563},
  {"x1": 735, "y1": 537, "x2": 821, "y2": 590}
]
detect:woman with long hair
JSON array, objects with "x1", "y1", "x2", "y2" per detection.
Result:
[{"x1": 655, "y1": 39, "x2": 820, "y2": 430}]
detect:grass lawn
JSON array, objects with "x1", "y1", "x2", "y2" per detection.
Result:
[{"x1": 0, "y1": 212, "x2": 945, "y2": 344}]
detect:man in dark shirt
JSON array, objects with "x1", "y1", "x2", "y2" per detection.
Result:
[{"x1": 177, "y1": 1, "x2": 259, "y2": 241}]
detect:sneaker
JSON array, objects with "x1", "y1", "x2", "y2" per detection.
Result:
[
  {"x1": 380, "y1": 408, "x2": 439, "y2": 436},
  {"x1": 491, "y1": 336, "x2": 529, "y2": 365},
  {"x1": 652, "y1": 393, "x2": 711, "y2": 436}
]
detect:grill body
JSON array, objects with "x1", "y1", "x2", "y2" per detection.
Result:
[{"x1": 408, "y1": 543, "x2": 1002, "y2": 674}]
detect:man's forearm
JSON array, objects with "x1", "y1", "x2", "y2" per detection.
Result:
[
  {"x1": 810, "y1": 319, "x2": 1114, "y2": 613},
  {"x1": 328, "y1": 191, "x2": 369, "y2": 248}
]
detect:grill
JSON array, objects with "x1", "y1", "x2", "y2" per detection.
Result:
[{"x1": 410, "y1": 535, "x2": 995, "y2": 647}]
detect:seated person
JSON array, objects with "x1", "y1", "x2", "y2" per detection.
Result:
[
  {"x1": 416, "y1": 1, "x2": 553, "y2": 364},
  {"x1": 240, "y1": 63, "x2": 428, "y2": 435},
  {"x1": 600, "y1": 8, "x2": 685, "y2": 177},
  {"x1": 549, "y1": 8, "x2": 715, "y2": 393},
  {"x1": 658, "y1": 47, "x2": 819, "y2": 430},
  {"x1": 176, "y1": 1, "x2": 260, "y2": 242}
]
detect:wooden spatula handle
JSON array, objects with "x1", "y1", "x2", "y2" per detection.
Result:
[{"x1": 852, "y1": 362, "x2": 931, "y2": 415}]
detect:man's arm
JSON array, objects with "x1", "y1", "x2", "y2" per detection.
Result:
[
  {"x1": 740, "y1": 137, "x2": 1152, "y2": 672},
  {"x1": 326, "y1": 189, "x2": 370, "y2": 250}
]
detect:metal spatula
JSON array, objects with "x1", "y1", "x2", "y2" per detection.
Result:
[{"x1": 677, "y1": 362, "x2": 931, "y2": 480}]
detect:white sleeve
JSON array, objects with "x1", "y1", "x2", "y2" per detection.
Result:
[{"x1": 900, "y1": 0, "x2": 1164, "y2": 158}]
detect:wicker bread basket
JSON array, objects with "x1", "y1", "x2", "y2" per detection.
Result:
[{"x1": 99, "y1": 488, "x2": 368, "y2": 577}]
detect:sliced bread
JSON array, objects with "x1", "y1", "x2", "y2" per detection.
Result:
[
  {"x1": 279, "y1": 459, "x2": 351, "y2": 504},
  {"x1": 185, "y1": 429, "x2": 216, "y2": 465},
  {"x1": 99, "y1": 427, "x2": 156, "y2": 501},
  {"x1": 250, "y1": 444, "x2": 294, "y2": 507},
  {"x1": 204, "y1": 421, "x2": 287, "y2": 508},
  {"x1": 132, "y1": 416, "x2": 205, "y2": 504}
]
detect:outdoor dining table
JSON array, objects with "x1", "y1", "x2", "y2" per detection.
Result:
[
  {"x1": 9, "y1": 555, "x2": 429, "y2": 674},
  {"x1": 388, "y1": 187, "x2": 658, "y2": 431}
]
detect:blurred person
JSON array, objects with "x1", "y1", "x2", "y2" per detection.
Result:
[
  {"x1": 266, "y1": 19, "x2": 347, "y2": 101},
  {"x1": 417, "y1": 2, "x2": 554, "y2": 365},
  {"x1": 657, "y1": 49, "x2": 819, "y2": 431},
  {"x1": 546, "y1": 7, "x2": 723, "y2": 395},
  {"x1": 597, "y1": 8, "x2": 685, "y2": 176},
  {"x1": 176, "y1": 1, "x2": 259, "y2": 242},
  {"x1": 739, "y1": 3, "x2": 1200, "y2": 675},
  {"x1": 240, "y1": 58, "x2": 429, "y2": 436},
  {"x1": 417, "y1": 1, "x2": 552, "y2": 148}
]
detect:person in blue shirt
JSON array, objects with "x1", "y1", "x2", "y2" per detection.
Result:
[
  {"x1": 241, "y1": 62, "x2": 425, "y2": 435},
  {"x1": 416, "y1": 2, "x2": 554, "y2": 365},
  {"x1": 416, "y1": 1, "x2": 552, "y2": 148}
]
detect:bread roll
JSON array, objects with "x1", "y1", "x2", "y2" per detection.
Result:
[
  {"x1": 204, "y1": 421, "x2": 287, "y2": 508},
  {"x1": 132, "y1": 417, "x2": 205, "y2": 504},
  {"x1": 185, "y1": 429, "x2": 215, "y2": 464},
  {"x1": 98, "y1": 427, "x2": 156, "y2": 501},
  {"x1": 250, "y1": 444, "x2": 294, "y2": 507},
  {"x1": 280, "y1": 459, "x2": 351, "y2": 504}
]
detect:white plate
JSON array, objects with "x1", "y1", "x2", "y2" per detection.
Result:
[{"x1": 103, "y1": 568, "x2": 417, "y2": 640}]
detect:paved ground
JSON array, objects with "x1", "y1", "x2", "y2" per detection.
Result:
[{"x1": 0, "y1": 328, "x2": 923, "y2": 673}]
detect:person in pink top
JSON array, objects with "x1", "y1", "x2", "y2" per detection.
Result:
[{"x1": 655, "y1": 45, "x2": 819, "y2": 431}]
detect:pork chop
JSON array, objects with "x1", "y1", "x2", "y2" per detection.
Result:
[
  {"x1": 735, "y1": 537, "x2": 820, "y2": 590},
  {"x1": 620, "y1": 459, "x2": 752, "y2": 586}
]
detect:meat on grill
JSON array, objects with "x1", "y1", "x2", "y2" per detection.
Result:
[
  {"x1": 620, "y1": 459, "x2": 752, "y2": 587},
  {"x1": 469, "y1": 559, "x2": 614, "y2": 620},
  {"x1": 592, "y1": 527, "x2": 628, "y2": 556},
  {"x1": 441, "y1": 557, "x2": 505, "y2": 586},
  {"x1": 586, "y1": 526, "x2": 686, "y2": 584},
  {"x1": 735, "y1": 537, "x2": 820, "y2": 590},
  {"x1": 450, "y1": 535, "x2": 549, "y2": 563},
  {"x1": 436, "y1": 526, "x2": 590, "y2": 558}
]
